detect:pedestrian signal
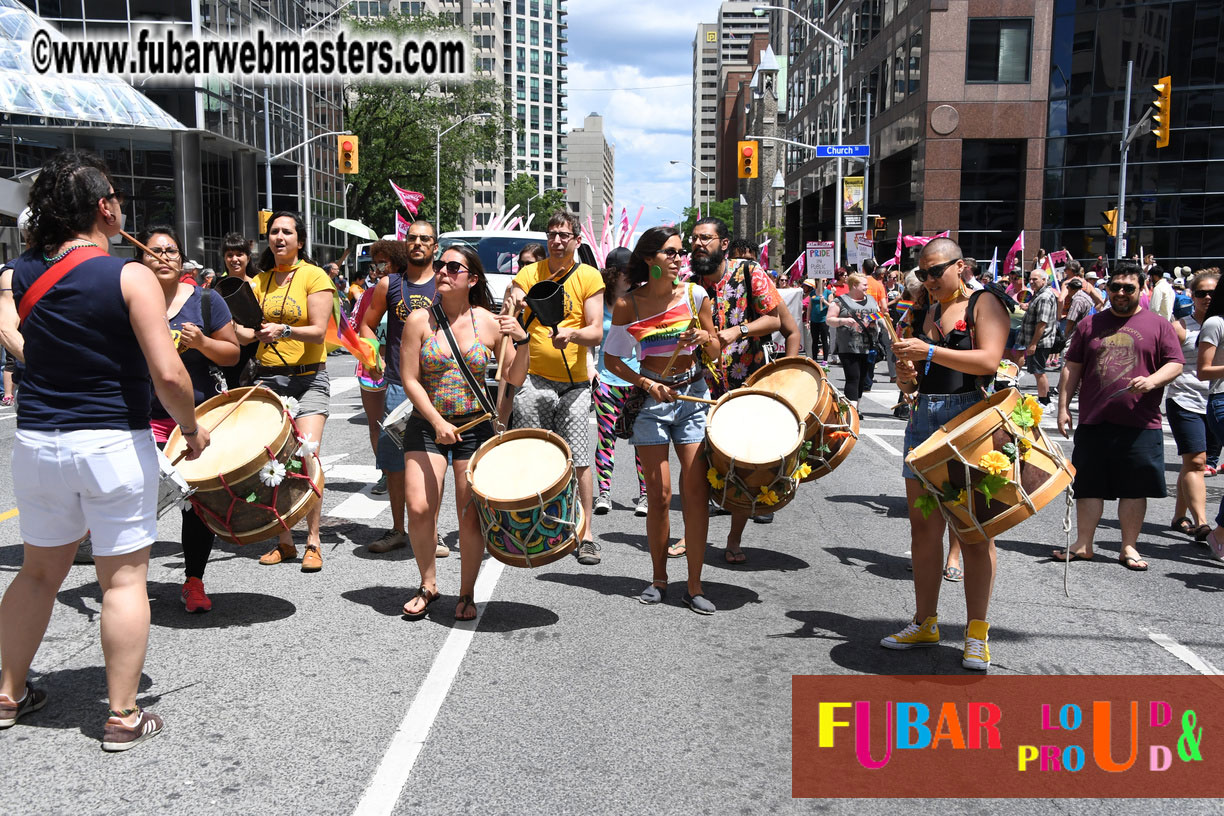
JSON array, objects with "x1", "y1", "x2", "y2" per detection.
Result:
[
  {"x1": 338, "y1": 134, "x2": 359, "y2": 174},
  {"x1": 1101, "y1": 208, "x2": 1118, "y2": 238},
  {"x1": 1151, "y1": 76, "x2": 1171, "y2": 149},
  {"x1": 737, "y1": 140, "x2": 758, "y2": 179}
]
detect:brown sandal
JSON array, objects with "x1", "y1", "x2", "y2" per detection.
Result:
[
  {"x1": 258, "y1": 541, "x2": 297, "y2": 565},
  {"x1": 402, "y1": 586, "x2": 440, "y2": 620},
  {"x1": 454, "y1": 594, "x2": 477, "y2": 622}
]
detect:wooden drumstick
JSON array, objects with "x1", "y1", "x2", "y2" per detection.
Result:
[
  {"x1": 675, "y1": 394, "x2": 718, "y2": 405},
  {"x1": 659, "y1": 317, "x2": 698, "y2": 380},
  {"x1": 878, "y1": 309, "x2": 900, "y2": 345},
  {"x1": 170, "y1": 386, "x2": 261, "y2": 465},
  {"x1": 454, "y1": 412, "x2": 492, "y2": 434},
  {"x1": 119, "y1": 228, "x2": 156, "y2": 257}
]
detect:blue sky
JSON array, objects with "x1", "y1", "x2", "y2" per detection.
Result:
[{"x1": 564, "y1": 0, "x2": 714, "y2": 229}]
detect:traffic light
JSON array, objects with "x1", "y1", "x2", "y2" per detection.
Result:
[
  {"x1": 737, "y1": 140, "x2": 758, "y2": 179},
  {"x1": 338, "y1": 134, "x2": 359, "y2": 174},
  {"x1": 873, "y1": 216, "x2": 887, "y2": 230},
  {"x1": 258, "y1": 209, "x2": 272, "y2": 236},
  {"x1": 1101, "y1": 208, "x2": 1118, "y2": 238},
  {"x1": 1151, "y1": 75, "x2": 1171, "y2": 149}
]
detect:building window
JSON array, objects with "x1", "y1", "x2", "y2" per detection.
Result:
[{"x1": 967, "y1": 18, "x2": 1032, "y2": 84}]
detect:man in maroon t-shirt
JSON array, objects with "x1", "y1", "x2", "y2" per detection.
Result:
[{"x1": 1055, "y1": 262, "x2": 1184, "y2": 570}]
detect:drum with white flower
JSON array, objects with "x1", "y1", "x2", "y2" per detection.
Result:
[
  {"x1": 904, "y1": 387, "x2": 1075, "y2": 545},
  {"x1": 164, "y1": 386, "x2": 325, "y2": 545}
]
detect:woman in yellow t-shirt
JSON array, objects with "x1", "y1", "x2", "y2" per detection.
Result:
[{"x1": 238, "y1": 212, "x2": 337, "y2": 572}]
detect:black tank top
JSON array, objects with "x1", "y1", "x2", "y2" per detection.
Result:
[{"x1": 917, "y1": 288, "x2": 1007, "y2": 395}]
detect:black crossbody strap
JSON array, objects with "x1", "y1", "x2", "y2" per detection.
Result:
[{"x1": 431, "y1": 303, "x2": 496, "y2": 417}]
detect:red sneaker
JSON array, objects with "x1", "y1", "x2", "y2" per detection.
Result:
[{"x1": 181, "y1": 577, "x2": 212, "y2": 613}]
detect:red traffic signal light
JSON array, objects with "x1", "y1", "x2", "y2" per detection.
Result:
[
  {"x1": 737, "y1": 140, "x2": 758, "y2": 179},
  {"x1": 337, "y1": 134, "x2": 359, "y2": 174}
]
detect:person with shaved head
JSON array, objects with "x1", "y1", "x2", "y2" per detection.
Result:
[{"x1": 885, "y1": 236, "x2": 1010, "y2": 670}]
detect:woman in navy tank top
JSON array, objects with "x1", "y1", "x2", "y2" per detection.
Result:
[{"x1": 0, "y1": 151, "x2": 208, "y2": 751}]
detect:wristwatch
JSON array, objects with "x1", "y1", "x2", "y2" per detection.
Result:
[
  {"x1": 280, "y1": 324, "x2": 293, "y2": 338},
  {"x1": 739, "y1": 324, "x2": 749, "y2": 337}
]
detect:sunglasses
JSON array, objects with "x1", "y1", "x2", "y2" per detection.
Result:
[
  {"x1": 655, "y1": 247, "x2": 684, "y2": 260},
  {"x1": 1194, "y1": 289, "x2": 1215, "y2": 298},
  {"x1": 105, "y1": 190, "x2": 126, "y2": 206},
  {"x1": 916, "y1": 258, "x2": 960, "y2": 282},
  {"x1": 404, "y1": 235, "x2": 435, "y2": 244},
  {"x1": 1107, "y1": 283, "x2": 1137, "y2": 294},
  {"x1": 372, "y1": 261, "x2": 389, "y2": 271},
  {"x1": 433, "y1": 260, "x2": 470, "y2": 276}
]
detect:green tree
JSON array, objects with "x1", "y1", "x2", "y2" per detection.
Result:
[
  {"x1": 503, "y1": 174, "x2": 569, "y2": 231},
  {"x1": 679, "y1": 198, "x2": 737, "y2": 246},
  {"x1": 344, "y1": 13, "x2": 513, "y2": 236}
]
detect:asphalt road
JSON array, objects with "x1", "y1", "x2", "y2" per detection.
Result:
[{"x1": 0, "y1": 359, "x2": 1221, "y2": 815}]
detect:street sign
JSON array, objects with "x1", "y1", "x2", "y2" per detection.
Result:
[
  {"x1": 806, "y1": 240, "x2": 835, "y2": 278},
  {"x1": 815, "y1": 145, "x2": 870, "y2": 158}
]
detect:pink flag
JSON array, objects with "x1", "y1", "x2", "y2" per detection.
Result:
[
  {"x1": 890, "y1": 220, "x2": 903, "y2": 267},
  {"x1": 758, "y1": 242, "x2": 769, "y2": 269},
  {"x1": 618, "y1": 207, "x2": 630, "y2": 239},
  {"x1": 389, "y1": 181, "x2": 425, "y2": 216},
  {"x1": 795, "y1": 251, "x2": 805, "y2": 279},
  {"x1": 902, "y1": 229, "x2": 950, "y2": 248},
  {"x1": 395, "y1": 211, "x2": 410, "y2": 240},
  {"x1": 1003, "y1": 231, "x2": 1024, "y2": 276}
]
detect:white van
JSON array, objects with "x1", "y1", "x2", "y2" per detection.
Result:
[{"x1": 437, "y1": 229, "x2": 599, "y2": 309}]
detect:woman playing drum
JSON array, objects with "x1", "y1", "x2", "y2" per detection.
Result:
[
  {"x1": 399, "y1": 245, "x2": 529, "y2": 621},
  {"x1": 234, "y1": 212, "x2": 336, "y2": 572},
  {"x1": 0, "y1": 152, "x2": 208, "y2": 750},
  {"x1": 140, "y1": 226, "x2": 240, "y2": 612},
  {"x1": 603, "y1": 226, "x2": 722, "y2": 615},
  {"x1": 886, "y1": 237, "x2": 1009, "y2": 670}
]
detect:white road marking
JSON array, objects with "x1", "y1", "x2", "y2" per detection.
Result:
[
  {"x1": 862, "y1": 430, "x2": 904, "y2": 457},
  {"x1": 1148, "y1": 633, "x2": 1223, "y2": 675},
  {"x1": 326, "y1": 464, "x2": 387, "y2": 520},
  {"x1": 858, "y1": 426, "x2": 904, "y2": 436},
  {"x1": 353, "y1": 558, "x2": 506, "y2": 816},
  {"x1": 319, "y1": 453, "x2": 351, "y2": 469},
  {"x1": 331, "y1": 376, "x2": 361, "y2": 397}
]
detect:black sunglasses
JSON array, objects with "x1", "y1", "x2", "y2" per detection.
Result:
[
  {"x1": 433, "y1": 260, "x2": 470, "y2": 276},
  {"x1": 655, "y1": 247, "x2": 684, "y2": 260},
  {"x1": 916, "y1": 258, "x2": 961, "y2": 282},
  {"x1": 1193, "y1": 289, "x2": 1214, "y2": 298},
  {"x1": 1107, "y1": 283, "x2": 1137, "y2": 294}
]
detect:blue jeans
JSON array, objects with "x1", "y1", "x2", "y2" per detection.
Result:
[{"x1": 902, "y1": 391, "x2": 984, "y2": 479}]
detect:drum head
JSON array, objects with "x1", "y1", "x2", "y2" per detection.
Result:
[
  {"x1": 708, "y1": 392, "x2": 800, "y2": 465},
  {"x1": 745, "y1": 358, "x2": 826, "y2": 417},
  {"x1": 472, "y1": 436, "x2": 568, "y2": 501},
  {"x1": 383, "y1": 395, "x2": 414, "y2": 427},
  {"x1": 168, "y1": 389, "x2": 288, "y2": 481}
]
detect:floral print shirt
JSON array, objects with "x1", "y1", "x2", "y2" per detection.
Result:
[{"x1": 701, "y1": 258, "x2": 783, "y2": 397}]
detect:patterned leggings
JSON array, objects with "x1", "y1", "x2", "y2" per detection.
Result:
[{"x1": 592, "y1": 376, "x2": 646, "y2": 497}]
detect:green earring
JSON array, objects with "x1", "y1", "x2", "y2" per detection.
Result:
[{"x1": 650, "y1": 265, "x2": 663, "y2": 279}]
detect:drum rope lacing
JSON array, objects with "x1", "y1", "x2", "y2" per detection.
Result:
[{"x1": 467, "y1": 481, "x2": 579, "y2": 568}]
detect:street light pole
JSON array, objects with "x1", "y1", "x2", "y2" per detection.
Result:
[
  {"x1": 670, "y1": 160, "x2": 711, "y2": 218},
  {"x1": 526, "y1": 185, "x2": 567, "y2": 230},
  {"x1": 435, "y1": 112, "x2": 493, "y2": 229},
  {"x1": 754, "y1": 5, "x2": 846, "y2": 269}
]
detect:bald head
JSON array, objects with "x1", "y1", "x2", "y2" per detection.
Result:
[{"x1": 918, "y1": 237, "x2": 961, "y2": 265}]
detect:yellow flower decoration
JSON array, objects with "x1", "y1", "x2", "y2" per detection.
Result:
[
  {"x1": 707, "y1": 467, "x2": 725, "y2": 490},
  {"x1": 1018, "y1": 437, "x2": 1033, "y2": 460},
  {"x1": 795, "y1": 463, "x2": 813, "y2": 480},
  {"x1": 1023, "y1": 395, "x2": 1044, "y2": 426},
  {"x1": 949, "y1": 488, "x2": 969, "y2": 507},
  {"x1": 979, "y1": 450, "x2": 1012, "y2": 476},
  {"x1": 757, "y1": 486, "x2": 780, "y2": 506}
]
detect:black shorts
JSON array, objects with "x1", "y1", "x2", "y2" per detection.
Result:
[
  {"x1": 402, "y1": 412, "x2": 493, "y2": 461},
  {"x1": 1165, "y1": 398, "x2": 1218, "y2": 456},
  {"x1": 1071, "y1": 422, "x2": 1167, "y2": 499},
  {"x1": 1024, "y1": 347, "x2": 1051, "y2": 374}
]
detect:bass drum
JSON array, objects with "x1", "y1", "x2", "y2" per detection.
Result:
[{"x1": 705, "y1": 388, "x2": 806, "y2": 514}]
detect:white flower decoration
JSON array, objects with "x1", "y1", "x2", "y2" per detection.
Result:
[
  {"x1": 259, "y1": 460, "x2": 287, "y2": 487},
  {"x1": 281, "y1": 396, "x2": 300, "y2": 417},
  {"x1": 296, "y1": 433, "x2": 319, "y2": 457}
]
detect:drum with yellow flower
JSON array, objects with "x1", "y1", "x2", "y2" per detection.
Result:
[
  {"x1": 705, "y1": 389, "x2": 806, "y2": 514},
  {"x1": 904, "y1": 388, "x2": 1075, "y2": 545}
]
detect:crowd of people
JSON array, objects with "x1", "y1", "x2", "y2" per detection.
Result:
[{"x1": 0, "y1": 150, "x2": 1220, "y2": 753}]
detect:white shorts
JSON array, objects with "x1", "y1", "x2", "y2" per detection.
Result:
[{"x1": 13, "y1": 428, "x2": 159, "y2": 556}]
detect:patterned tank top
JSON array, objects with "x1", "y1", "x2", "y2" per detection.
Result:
[{"x1": 420, "y1": 333, "x2": 493, "y2": 417}]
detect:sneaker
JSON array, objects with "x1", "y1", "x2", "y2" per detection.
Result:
[
  {"x1": 752, "y1": 512, "x2": 774, "y2": 524},
  {"x1": 180, "y1": 577, "x2": 212, "y2": 613},
  {"x1": 301, "y1": 545, "x2": 322, "y2": 572},
  {"x1": 101, "y1": 709, "x2": 164, "y2": 752},
  {"x1": 962, "y1": 619, "x2": 991, "y2": 670},
  {"x1": 634, "y1": 494, "x2": 649, "y2": 517},
  {"x1": 368, "y1": 529, "x2": 408, "y2": 554},
  {"x1": 683, "y1": 592, "x2": 716, "y2": 615},
  {"x1": 576, "y1": 539, "x2": 601, "y2": 565},
  {"x1": 435, "y1": 534, "x2": 450, "y2": 559},
  {"x1": 371, "y1": 473, "x2": 388, "y2": 495},
  {"x1": 880, "y1": 615, "x2": 940, "y2": 650},
  {"x1": 1038, "y1": 395, "x2": 1051, "y2": 406},
  {"x1": 74, "y1": 535, "x2": 94, "y2": 565},
  {"x1": 0, "y1": 683, "x2": 47, "y2": 728},
  {"x1": 594, "y1": 492, "x2": 612, "y2": 515}
]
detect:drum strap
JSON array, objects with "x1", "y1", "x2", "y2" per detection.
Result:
[
  {"x1": 430, "y1": 303, "x2": 497, "y2": 419},
  {"x1": 17, "y1": 246, "x2": 108, "y2": 327},
  {"x1": 520, "y1": 260, "x2": 579, "y2": 332}
]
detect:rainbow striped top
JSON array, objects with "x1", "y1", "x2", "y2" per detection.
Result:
[{"x1": 603, "y1": 284, "x2": 708, "y2": 361}]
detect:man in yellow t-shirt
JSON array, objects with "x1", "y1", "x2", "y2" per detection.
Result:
[{"x1": 503, "y1": 211, "x2": 605, "y2": 562}]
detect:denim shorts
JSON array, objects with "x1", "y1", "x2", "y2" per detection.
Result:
[
  {"x1": 376, "y1": 382, "x2": 407, "y2": 472},
  {"x1": 1166, "y1": 397, "x2": 1217, "y2": 456},
  {"x1": 632, "y1": 377, "x2": 710, "y2": 447},
  {"x1": 902, "y1": 391, "x2": 984, "y2": 479}
]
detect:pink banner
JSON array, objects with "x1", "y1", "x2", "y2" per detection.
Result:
[
  {"x1": 395, "y1": 211, "x2": 410, "y2": 241},
  {"x1": 758, "y1": 242, "x2": 769, "y2": 269},
  {"x1": 902, "y1": 230, "x2": 950, "y2": 248},
  {"x1": 1003, "y1": 231, "x2": 1024, "y2": 276},
  {"x1": 389, "y1": 180, "x2": 425, "y2": 216}
]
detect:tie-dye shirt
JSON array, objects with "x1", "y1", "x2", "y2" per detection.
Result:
[{"x1": 602, "y1": 283, "x2": 708, "y2": 361}]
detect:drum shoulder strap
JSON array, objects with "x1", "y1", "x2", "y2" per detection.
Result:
[{"x1": 430, "y1": 303, "x2": 496, "y2": 417}]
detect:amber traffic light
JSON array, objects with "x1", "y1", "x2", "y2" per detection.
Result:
[
  {"x1": 1101, "y1": 208, "x2": 1118, "y2": 238},
  {"x1": 338, "y1": 134, "x2": 359, "y2": 174},
  {"x1": 258, "y1": 209, "x2": 272, "y2": 236},
  {"x1": 1151, "y1": 76, "x2": 1171, "y2": 149},
  {"x1": 737, "y1": 140, "x2": 758, "y2": 179}
]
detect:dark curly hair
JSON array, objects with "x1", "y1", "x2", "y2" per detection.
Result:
[
  {"x1": 439, "y1": 244, "x2": 493, "y2": 311},
  {"x1": 370, "y1": 239, "x2": 409, "y2": 273},
  {"x1": 258, "y1": 211, "x2": 314, "y2": 271},
  {"x1": 26, "y1": 151, "x2": 117, "y2": 256},
  {"x1": 626, "y1": 225, "x2": 681, "y2": 287}
]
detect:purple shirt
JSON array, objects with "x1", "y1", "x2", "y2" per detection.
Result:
[{"x1": 1065, "y1": 307, "x2": 1183, "y2": 429}]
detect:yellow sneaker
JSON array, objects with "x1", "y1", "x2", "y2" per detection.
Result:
[
  {"x1": 962, "y1": 619, "x2": 991, "y2": 670},
  {"x1": 881, "y1": 615, "x2": 940, "y2": 650}
]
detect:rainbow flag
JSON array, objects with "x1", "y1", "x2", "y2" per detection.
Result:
[
  {"x1": 895, "y1": 299, "x2": 914, "y2": 313},
  {"x1": 327, "y1": 292, "x2": 380, "y2": 372}
]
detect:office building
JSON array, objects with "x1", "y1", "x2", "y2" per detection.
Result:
[{"x1": 563, "y1": 112, "x2": 614, "y2": 227}]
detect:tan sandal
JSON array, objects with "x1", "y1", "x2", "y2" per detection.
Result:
[{"x1": 259, "y1": 541, "x2": 297, "y2": 565}]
